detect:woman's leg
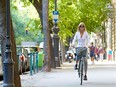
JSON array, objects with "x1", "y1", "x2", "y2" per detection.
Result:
[
  {"x1": 83, "y1": 57, "x2": 88, "y2": 80},
  {"x1": 83, "y1": 57, "x2": 88, "y2": 75},
  {"x1": 75, "y1": 48, "x2": 81, "y2": 69},
  {"x1": 75, "y1": 57, "x2": 80, "y2": 69}
]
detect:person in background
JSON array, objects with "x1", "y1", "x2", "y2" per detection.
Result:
[
  {"x1": 95, "y1": 46, "x2": 99, "y2": 61},
  {"x1": 108, "y1": 48, "x2": 112, "y2": 61},
  {"x1": 89, "y1": 42, "x2": 95, "y2": 65},
  {"x1": 98, "y1": 46, "x2": 104, "y2": 61}
]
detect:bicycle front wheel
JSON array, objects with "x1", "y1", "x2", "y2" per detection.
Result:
[{"x1": 80, "y1": 61, "x2": 83, "y2": 85}]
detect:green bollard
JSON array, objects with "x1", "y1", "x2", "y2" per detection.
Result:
[
  {"x1": 36, "y1": 52, "x2": 39, "y2": 72},
  {"x1": 38, "y1": 51, "x2": 44, "y2": 68},
  {"x1": 33, "y1": 53, "x2": 36, "y2": 74},
  {"x1": 30, "y1": 53, "x2": 33, "y2": 76}
]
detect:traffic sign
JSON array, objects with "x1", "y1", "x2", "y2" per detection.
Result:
[{"x1": 53, "y1": 11, "x2": 59, "y2": 23}]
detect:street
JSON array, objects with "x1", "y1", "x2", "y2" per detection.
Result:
[{"x1": 20, "y1": 60, "x2": 116, "y2": 87}]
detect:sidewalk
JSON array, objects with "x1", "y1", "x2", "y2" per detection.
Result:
[
  {"x1": 61, "y1": 59, "x2": 116, "y2": 68},
  {"x1": 0, "y1": 60, "x2": 116, "y2": 87},
  {"x1": 20, "y1": 60, "x2": 116, "y2": 87}
]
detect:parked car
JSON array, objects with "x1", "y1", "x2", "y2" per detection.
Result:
[
  {"x1": 17, "y1": 46, "x2": 29, "y2": 74},
  {"x1": 0, "y1": 46, "x2": 31, "y2": 76}
]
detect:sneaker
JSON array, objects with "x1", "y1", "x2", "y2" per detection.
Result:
[
  {"x1": 84, "y1": 75, "x2": 87, "y2": 80},
  {"x1": 74, "y1": 64, "x2": 78, "y2": 70}
]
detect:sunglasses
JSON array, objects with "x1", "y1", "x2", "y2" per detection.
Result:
[{"x1": 79, "y1": 25, "x2": 85, "y2": 28}]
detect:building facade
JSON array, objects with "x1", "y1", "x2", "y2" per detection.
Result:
[
  {"x1": 104, "y1": 0, "x2": 116, "y2": 60},
  {"x1": 111, "y1": 0, "x2": 116, "y2": 60}
]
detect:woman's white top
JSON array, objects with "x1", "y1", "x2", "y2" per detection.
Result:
[{"x1": 72, "y1": 31, "x2": 90, "y2": 47}]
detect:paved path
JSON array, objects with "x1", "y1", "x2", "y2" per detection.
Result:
[{"x1": 20, "y1": 60, "x2": 116, "y2": 87}]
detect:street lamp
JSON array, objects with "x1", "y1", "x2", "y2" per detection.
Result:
[
  {"x1": 52, "y1": 0, "x2": 60, "y2": 67},
  {"x1": 3, "y1": 0, "x2": 15, "y2": 87}
]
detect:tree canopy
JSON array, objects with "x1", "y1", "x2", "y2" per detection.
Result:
[
  {"x1": 11, "y1": 0, "x2": 111, "y2": 45},
  {"x1": 55, "y1": 0, "x2": 111, "y2": 43}
]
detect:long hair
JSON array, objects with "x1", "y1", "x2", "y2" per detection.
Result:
[{"x1": 77, "y1": 22, "x2": 87, "y2": 31}]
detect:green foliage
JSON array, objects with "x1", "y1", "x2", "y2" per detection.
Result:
[
  {"x1": 38, "y1": 30, "x2": 44, "y2": 44},
  {"x1": 11, "y1": 0, "x2": 111, "y2": 45},
  {"x1": 77, "y1": 0, "x2": 110, "y2": 32},
  {"x1": 49, "y1": 0, "x2": 110, "y2": 44},
  {"x1": 11, "y1": 1, "x2": 42, "y2": 45}
]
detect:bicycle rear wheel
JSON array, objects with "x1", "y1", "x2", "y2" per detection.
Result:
[{"x1": 80, "y1": 61, "x2": 83, "y2": 85}]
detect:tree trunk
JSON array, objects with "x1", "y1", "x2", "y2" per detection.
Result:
[
  {"x1": 29, "y1": 0, "x2": 43, "y2": 28},
  {"x1": 49, "y1": 36, "x2": 56, "y2": 68},
  {"x1": 30, "y1": 0, "x2": 55, "y2": 69},
  {"x1": 42, "y1": 0, "x2": 51, "y2": 71},
  {"x1": 0, "y1": 1, "x2": 21, "y2": 87},
  {"x1": 11, "y1": 20, "x2": 21, "y2": 87},
  {"x1": 0, "y1": 0, "x2": 6, "y2": 64}
]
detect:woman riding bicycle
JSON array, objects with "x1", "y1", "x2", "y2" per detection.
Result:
[{"x1": 72, "y1": 22, "x2": 90, "y2": 80}]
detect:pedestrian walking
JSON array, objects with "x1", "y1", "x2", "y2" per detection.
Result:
[
  {"x1": 89, "y1": 42, "x2": 95, "y2": 65},
  {"x1": 108, "y1": 48, "x2": 112, "y2": 61},
  {"x1": 95, "y1": 46, "x2": 99, "y2": 61},
  {"x1": 98, "y1": 46, "x2": 104, "y2": 61}
]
